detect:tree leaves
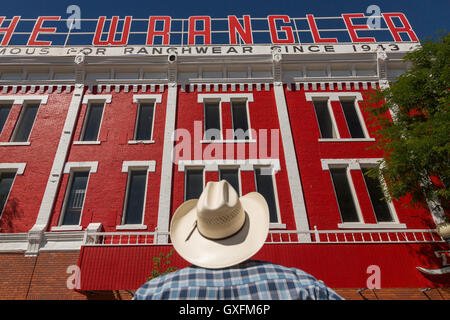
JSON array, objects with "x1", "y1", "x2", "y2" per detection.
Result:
[{"x1": 362, "y1": 32, "x2": 450, "y2": 220}]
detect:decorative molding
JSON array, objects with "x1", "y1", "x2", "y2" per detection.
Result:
[
  {"x1": 82, "y1": 94, "x2": 112, "y2": 104},
  {"x1": 0, "y1": 95, "x2": 48, "y2": 105},
  {"x1": 178, "y1": 159, "x2": 281, "y2": 173},
  {"x1": 132, "y1": 94, "x2": 162, "y2": 104},
  {"x1": 198, "y1": 93, "x2": 254, "y2": 103},
  {"x1": 321, "y1": 158, "x2": 383, "y2": 170},
  {"x1": 121, "y1": 160, "x2": 156, "y2": 173},
  {"x1": 63, "y1": 161, "x2": 99, "y2": 174},
  {"x1": 0, "y1": 163, "x2": 26, "y2": 175},
  {"x1": 305, "y1": 92, "x2": 363, "y2": 101}
]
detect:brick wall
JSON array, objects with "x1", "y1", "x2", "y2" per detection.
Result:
[{"x1": 0, "y1": 251, "x2": 448, "y2": 300}]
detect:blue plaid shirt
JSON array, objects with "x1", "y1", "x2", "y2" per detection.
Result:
[{"x1": 133, "y1": 260, "x2": 343, "y2": 300}]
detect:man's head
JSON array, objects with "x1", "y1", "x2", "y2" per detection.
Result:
[{"x1": 170, "y1": 180, "x2": 270, "y2": 269}]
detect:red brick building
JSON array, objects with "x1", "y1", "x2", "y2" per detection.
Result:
[{"x1": 0, "y1": 14, "x2": 448, "y2": 300}]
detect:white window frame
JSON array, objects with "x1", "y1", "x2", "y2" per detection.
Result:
[
  {"x1": 53, "y1": 161, "x2": 98, "y2": 231},
  {"x1": 75, "y1": 95, "x2": 112, "y2": 145},
  {"x1": 311, "y1": 97, "x2": 340, "y2": 139},
  {"x1": 321, "y1": 158, "x2": 405, "y2": 229},
  {"x1": 253, "y1": 165, "x2": 283, "y2": 227},
  {"x1": 230, "y1": 98, "x2": 254, "y2": 141},
  {"x1": 219, "y1": 165, "x2": 242, "y2": 196},
  {"x1": 179, "y1": 159, "x2": 284, "y2": 228},
  {"x1": 306, "y1": 92, "x2": 375, "y2": 142},
  {"x1": 339, "y1": 97, "x2": 371, "y2": 140},
  {"x1": 117, "y1": 160, "x2": 156, "y2": 230},
  {"x1": 0, "y1": 96, "x2": 48, "y2": 146},
  {"x1": 0, "y1": 163, "x2": 26, "y2": 220},
  {"x1": 202, "y1": 98, "x2": 223, "y2": 142},
  {"x1": 198, "y1": 93, "x2": 256, "y2": 143},
  {"x1": 183, "y1": 166, "x2": 205, "y2": 202},
  {"x1": 129, "y1": 94, "x2": 162, "y2": 144}
]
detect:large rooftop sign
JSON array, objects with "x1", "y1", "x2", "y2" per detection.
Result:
[{"x1": 0, "y1": 13, "x2": 418, "y2": 47}]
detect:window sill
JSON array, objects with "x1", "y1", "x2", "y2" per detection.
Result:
[
  {"x1": 116, "y1": 224, "x2": 148, "y2": 230},
  {"x1": 201, "y1": 139, "x2": 257, "y2": 144},
  {"x1": 51, "y1": 225, "x2": 83, "y2": 231},
  {"x1": 269, "y1": 223, "x2": 286, "y2": 229},
  {"x1": 337, "y1": 223, "x2": 407, "y2": 229},
  {"x1": 318, "y1": 138, "x2": 375, "y2": 143},
  {"x1": 73, "y1": 141, "x2": 102, "y2": 145},
  {"x1": 128, "y1": 140, "x2": 155, "y2": 145},
  {"x1": 0, "y1": 142, "x2": 31, "y2": 146}
]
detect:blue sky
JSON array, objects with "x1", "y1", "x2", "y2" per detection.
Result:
[{"x1": 1, "y1": 0, "x2": 448, "y2": 45}]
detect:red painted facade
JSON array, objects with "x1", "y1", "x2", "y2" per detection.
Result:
[{"x1": 0, "y1": 42, "x2": 448, "y2": 298}]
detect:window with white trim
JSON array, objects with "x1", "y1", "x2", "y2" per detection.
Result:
[
  {"x1": 231, "y1": 100, "x2": 250, "y2": 141},
  {"x1": 340, "y1": 99, "x2": 367, "y2": 139},
  {"x1": 203, "y1": 100, "x2": 221, "y2": 141},
  {"x1": 219, "y1": 168, "x2": 240, "y2": 195},
  {"x1": 329, "y1": 167, "x2": 360, "y2": 223},
  {"x1": 322, "y1": 159, "x2": 402, "y2": 228},
  {"x1": 60, "y1": 171, "x2": 89, "y2": 226},
  {"x1": 123, "y1": 170, "x2": 147, "y2": 225},
  {"x1": 361, "y1": 167, "x2": 394, "y2": 223},
  {"x1": 185, "y1": 168, "x2": 204, "y2": 201},
  {"x1": 198, "y1": 93, "x2": 254, "y2": 143},
  {"x1": 80, "y1": 102, "x2": 104, "y2": 142},
  {"x1": 0, "y1": 103, "x2": 12, "y2": 135},
  {"x1": 254, "y1": 167, "x2": 280, "y2": 223},
  {"x1": 11, "y1": 102, "x2": 39, "y2": 142},
  {"x1": 134, "y1": 102, "x2": 155, "y2": 141},
  {"x1": 306, "y1": 92, "x2": 373, "y2": 142},
  {"x1": 313, "y1": 100, "x2": 337, "y2": 139},
  {"x1": 0, "y1": 171, "x2": 16, "y2": 215}
]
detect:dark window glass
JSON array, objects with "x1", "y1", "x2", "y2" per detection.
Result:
[
  {"x1": 62, "y1": 171, "x2": 89, "y2": 226},
  {"x1": 255, "y1": 168, "x2": 278, "y2": 223},
  {"x1": 11, "y1": 104, "x2": 39, "y2": 142},
  {"x1": 204, "y1": 102, "x2": 221, "y2": 140},
  {"x1": 0, "y1": 172, "x2": 15, "y2": 213},
  {"x1": 220, "y1": 169, "x2": 240, "y2": 195},
  {"x1": 330, "y1": 168, "x2": 359, "y2": 223},
  {"x1": 124, "y1": 170, "x2": 147, "y2": 225},
  {"x1": 135, "y1": 103, "x2": 155, "y2": 141},
  {"x1": 81, "y1": 103, "x2": 104, "y2": 141},
  {"x1": 0, "y1": 105, "x2": 12, "y2": 134},
  {"x1": 313, "y1": 100, "x2": 335, "y2": 139},
  {"x1": 341, "y1": 100, "x2": 365, "y2": 138},
  {"x1": 185, "y1": 169, "x2": 203, "y2": 200},
  {"x1": 231, "y1": 101, "x2": 249, "y2": 140},
  {"x1": 362, "y1": 168, "x2": 393, "y2": 222}
]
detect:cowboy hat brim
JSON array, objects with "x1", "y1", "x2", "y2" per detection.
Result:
[{"x1": 170, "y1": 192, "x2": 270, "y2": 269}]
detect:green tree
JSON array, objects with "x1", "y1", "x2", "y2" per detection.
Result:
[{"x1": 363, "y1": 32, "x2": 450, "y2": 222}]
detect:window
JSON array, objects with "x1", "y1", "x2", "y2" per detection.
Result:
[
  {"x1": 80, "y1": 103, "x2": 104, "y2": 141},
  {"x1": 0, "y1": 171, "x2": 15, "y2": 214},
  {"x1": 329, "y1": 168, "x2": 359, "y2": 223},
  {"x1": 185, "y1": 169, "x2": 204, "y2": 200},
  {"x1": 204, "y1": 101, "x2": 221, "y2": 141},
  {"x1": 134, "y1": 103, "x2": 155, "y2": 141},
  {"x1": 254, "y1": 168, "x2": 279, "y2": 223},
  {"x1": 11, "y1": 103, "x2": 39, "y2": 142},
  {"x1": 219, "y1": 168, "x2": 240, "y2": 195},
  {"x1": 61, "y1": 171, "x2": 89, "y2": 226},
  {"x1": 123, "y1": 170, "x2": 147, "y2": 225},
  {"x1": 231, "y1": 100, "x2": 249, "y2": 140},
  {"x1": 340, "y1": 100, "x2": 365, "y2": 138},
  {"x1": 0, "y1": 104, "x2": 12, "y2": 135},
  {"x1": 313, "y1": 100, "x2": 336, "y2": 139},
  {"x1": 361, "y1": 168, "x2": 393, "y2": 222}
]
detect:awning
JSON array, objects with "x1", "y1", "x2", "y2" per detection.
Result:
[{"x1": 77, "y1": 243, "x2": 449, "y2": 291}]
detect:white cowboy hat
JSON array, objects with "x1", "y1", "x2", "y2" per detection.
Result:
[{"x1": 170, "y1": 180, "x2": 270, "y2": 269}]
